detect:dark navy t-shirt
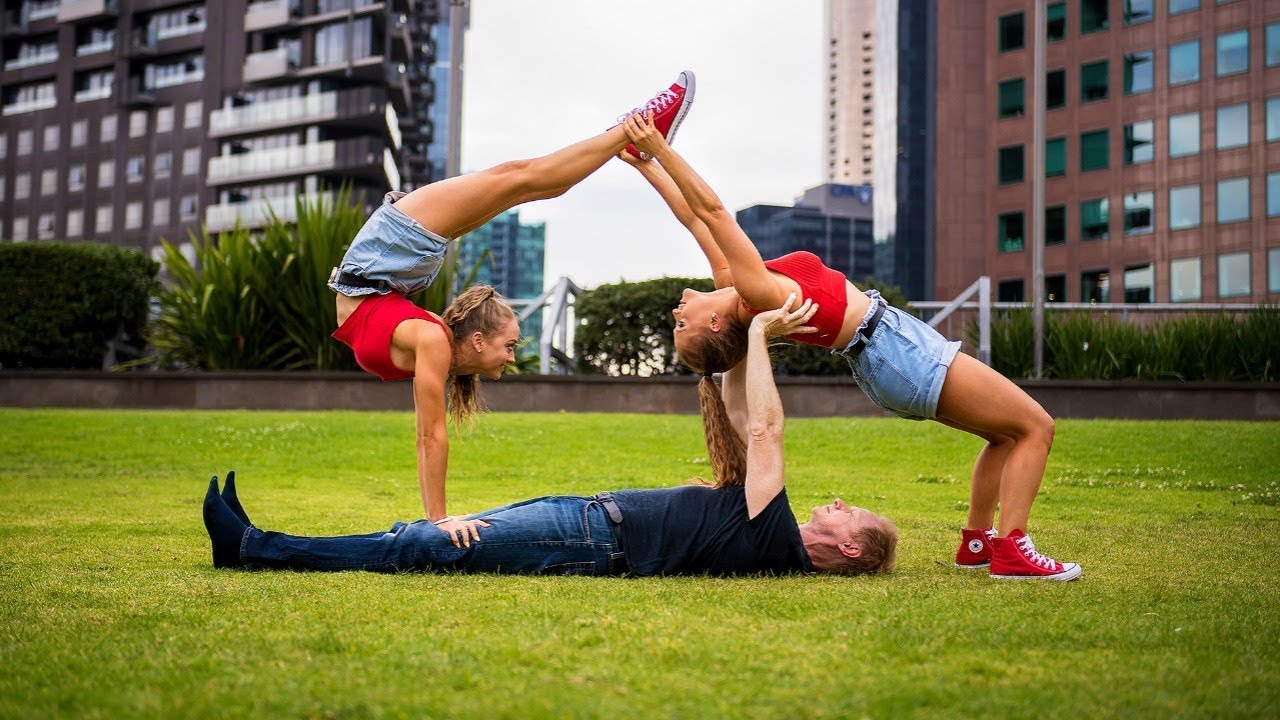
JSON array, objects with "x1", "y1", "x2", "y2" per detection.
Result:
[{"x1": 608, "y1": 485, "x2": 811, "y2": 577}]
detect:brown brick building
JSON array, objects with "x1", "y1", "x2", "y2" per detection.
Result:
[{"x1": 929, "y1": 0, "x2": 1279, "y2": 303}]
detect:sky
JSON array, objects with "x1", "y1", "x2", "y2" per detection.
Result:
[{"x1": 459, "y1": 0, "x2": 826, "y2": 290}]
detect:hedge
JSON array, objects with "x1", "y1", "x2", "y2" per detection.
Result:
[{"x1": 0, "y1": 242, "x2": 158, "y2": 369}]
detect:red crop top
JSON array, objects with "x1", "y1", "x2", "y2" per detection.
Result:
[
  {"x1": 741, "y1": 251, "x2": 850, "y2": 347},
  {"x1": 332, "y1": 292, "x2": 449, "y2": 381}
]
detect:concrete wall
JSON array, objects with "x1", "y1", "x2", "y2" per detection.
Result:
[{"x1": 1, "y1": 371, "x2": 1277, "y2": 420}]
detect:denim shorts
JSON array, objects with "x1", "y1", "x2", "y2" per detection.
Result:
[
  {"x1": 327, "y1": 191, "x2": 449, "y2": 297},
  {"x1": 837, "y1": 290, "x2": 962, "y2": 421}
]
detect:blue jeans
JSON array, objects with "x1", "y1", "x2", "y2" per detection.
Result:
[{"x1": 240, "y1": 496, "x2": 626, "y2": 575}]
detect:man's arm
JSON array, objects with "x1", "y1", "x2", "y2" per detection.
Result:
[
  {"x1": 740, "y1": 295, "x2": 819, "y2": 519},
  {"x1": 720, "y1": 359, "x2": 749, "y2": 447}
]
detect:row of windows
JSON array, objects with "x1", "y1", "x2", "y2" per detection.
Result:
[
  {"x1": 0, "y1": 150, "x2": 202, "y2": 201},
  {"x1": 996, "y1": 174, "x2": 1280, "y2": 252},
  {"x1": 998, "y1": 249, "x2": 1280, "y2": 304},
  {"x1": 997, "y1": 99, "x2": 1280, "y2": 184},
  {"x1": 0, "y1": 102, "x2": 203, "y2": 159},
  {"x1": 5, "y1": 197, "x2": 201, "y2": 241},
  {"x1": 998, "y1": 0, "x2": 1262, "y2": 53},
  {"x1": 997, "y1": 28, "x2": 1280, "y2": 120}
]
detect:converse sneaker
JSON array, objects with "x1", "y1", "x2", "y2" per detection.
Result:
[
  {"x1": 954, "y1": 527, "x2": 995, "y2": 569},
  {"x1": 621, "y1": 70, "x2": 696, "y2": 159},
  {"x1": 990, "y1": 529, "x2": 1082, "y2": 581}
]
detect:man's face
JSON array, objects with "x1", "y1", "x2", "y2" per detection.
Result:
[{"x1": 808, "y1": 498, "x2": 881, "y2": 539}]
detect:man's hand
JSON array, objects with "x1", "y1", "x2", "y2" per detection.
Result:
[
  {"x1": 622, "y1": 110, "x2": 669, "y2": 159},
  {"x1": 433, "y1": 516, "x2": 491, "y2": 548},
  {"x1": 750, "y1": 293, "x2": 819, "y2": 340},
  {"x1": 615, "y1": 149, "x2": 648, "y2": 167}
]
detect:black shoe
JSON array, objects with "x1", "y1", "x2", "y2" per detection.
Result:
[
  {"x1": 221, "y1": 470, "x2": 253, "y2": 527},
  {"x1": 203, "y1": 477, "x2": 248, "y2": 569}
]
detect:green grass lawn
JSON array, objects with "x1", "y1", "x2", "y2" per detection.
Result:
[{"x1": 1, "y1": 409, "x2": 1278, "y2": 719}]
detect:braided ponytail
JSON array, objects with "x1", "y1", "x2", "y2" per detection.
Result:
[
  {"x1": 677, "y1": 316, "x2": 750, "y2": 487},
  {"x1": 441, "y1": 284, "x2": 516, "y2": 426}
]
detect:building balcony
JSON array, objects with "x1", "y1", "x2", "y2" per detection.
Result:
[
  {"x1": 2, "y1": 95, "x2": 57, "y2": 115},
  {"x1": 209, "y1": 86, "x2": 388, "y2": 137},
  {"x1": 57, "y1": 0, "x2": 117, "y2": 23},
  {"x1": 242, "y1": 46, "x2": 299, "y2": 84},
  {"x1": 207, "y1": 137, "x2": 390, "y2": 186},
  {"x1": 146, "y1": 67, "x2": 204, "y2": 90},
  {"x1": 4, "y1": 49, "x2": 58, "y2": 70},
  {"x1": 153, "y1": 18, "x2": 204, "y2": 41},
  {"x1": 73, "y1": 84, "x2": 111, "y2": 102},
  {"x1": 121, "y1": 77, "x2": 155, "y2": 107},
  {"x1": 75, "y1": 37, "x2": 113, "y2": 55},
  {"x1": 204, "y1": 192, "x2": 333, "y2": 232},
  {"x1": 244, "y1": 0, "x2": 297, "y2": 32}
]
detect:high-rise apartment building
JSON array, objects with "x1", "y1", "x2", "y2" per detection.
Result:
[
  {"x1": 455, "y1": 208, "x2": 545, "y2": 338},
  {"x1": 737, "y1": 183, "x2": 875, "y2": 283},
  {"x1": 874, "y1": 0, "x2": 1279, "y2": 303},
  {"x1": 825, "y1": 0, "x2": 877, "y2": 185},
  {"x1": 0, "y1": 0, "x2": 448, "y2": 253}
]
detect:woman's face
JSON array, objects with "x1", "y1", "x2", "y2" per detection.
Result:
[
  {"x1": 671, "y1": 287, "x2": 719, "y2": 353},
  {"x1": 474, "y1": 317, "x2": 520, "y2": 380}
]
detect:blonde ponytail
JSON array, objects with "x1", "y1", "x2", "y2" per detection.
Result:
[{"x1": 678, "y1": 315, "x2": 750, "y2": 487}]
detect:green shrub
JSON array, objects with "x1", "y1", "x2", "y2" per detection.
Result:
[{"x1": 0, "y1": 242, "x2": 158, "y2": 369}]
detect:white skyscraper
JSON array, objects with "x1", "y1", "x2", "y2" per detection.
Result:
[{"x1": 824, "y1": 0, "x2": 877, "y2": 184}]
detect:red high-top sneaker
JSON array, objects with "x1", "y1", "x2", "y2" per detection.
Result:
[
  {"x1": 954, "y1": 527, "x2": 995, "y2": 569},
  {"x1": 990, "y1": 529, "x2": 1082, "y2": 581},
  {"x1": 621, "y1": 70, "x2": 696, "y2": 159}
]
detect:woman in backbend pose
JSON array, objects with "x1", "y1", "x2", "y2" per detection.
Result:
[
  {"x1": 327, "y1": 72, "x2": 695, "y2": 548},
  {"x1": 618, "y1": 110, "x2": 1079, "y2": 581}
]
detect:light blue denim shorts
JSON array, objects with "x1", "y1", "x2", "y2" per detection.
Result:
[
  {"x1": 837, "y1": 290, "x2": 962, "y2": 421},
  {"x1": 327, "y1": 191, "x2": 450, "y2": 297}
]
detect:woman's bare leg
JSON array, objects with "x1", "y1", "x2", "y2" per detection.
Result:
[
  {"x1": 391, "y1": 126, "x2": 632, "y2": 239},
  {"x1": 934, "y1": 352, "x2": 1055, "y2": 536},
  {"x1": 935, "y1": 416, "x2": 1013, "y2": 530}
]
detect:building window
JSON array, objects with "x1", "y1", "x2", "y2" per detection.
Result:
[
  {"x1": 1125, "y1": 51, "x2": 1154, "y2": 95},
  {"x1": 1268, "y1": 24, "x2": 1280, "y2": 67},
  {"x1": 1046, "y1": 69, "x2": 1066, "y2": 110},
  {"x1": 180, "y1": 195, "x2": 199, "y2": 221},
  {"x1": 1047, "y1": 2, "x2": 1066, "y2": 41},
  {"x1": 1081, "y1": 0, "x2": 1109, "y2": 34},
  {"x1": 14, "y1": 173, "x2": 30, "y2": 200},
  {"x1": 153, "y1": 198, "x2": 170, "y2": 227},
  {"x1": 1081, "y1": 269, "x2": 1110, "y2": 302},
  {"x1": 1081, "y1": 129, "x2": 1109, "y2": 171},
  {"x1": 999, "y1": 12, "x2": 1025, "y2": 52},
  {"x1": 183, "y1": 148, "x2": 201, "y2": 176},
  {"x1": 41, "y1": 169, "x2": 57, "y2": 196},
  {"x1": 125, "y1": 202, "x2": 143, "y2": 230},
  {"x1": 1046, "y1": 205, "x2": 1066, "y2": 245},
  {"x1": 0, "y1": 132, "x2": 6, "y2": 159},
  {"x1": 129, "y1": 111, "x2": 148, "y2": 139},
  {"x1": 100, "y1": 115, "x2": 117, "y2": 143},
  {"x1": 126, "y1": 156, "x2": 145, "y2": 183},
  {"x1": 1124, "y1": 264, "x2": 1154, "y2": 303},
  {"x1": 154, "y1": 152, "x2": 172, "y2": 179},
  {"x1": 1218, "y1": 252, "x2": 1251, "y2": 297},
  {"x1": 98, "y1": 160, "x2": 115, "y2": 188},
  {"x1": 1217, "y1": 177, "x2": 1250, "y2": 223},
  {"x1": 1124, "y1": 121, "x2": 1154, "y2": 164},
  {"x1": 68, "y1": 165, "x2": 85, "y2": 192},
  {"x1": 1169, "y1": 40, "x2": 1201, "y2": 86},
  {"x1": 1217, "y1": 103, "x2": 1249, "y2": 149},
  {"x1": 184, "y1": 101, "x2": 203, "y2": 129},
  {"x1": 1268, "y1": 173, "x2": 1280, "y2": 217},
  {"x1": 997, "y1": 279, "x2": 1026, "y2": 302},
  {"x1": 1169, "y1": 0, "x2": 1199, "y2": 15},
  {"x1": 1170, "y1": 185, "x2": 1201, "y2": 229},
  {"x1": 67, "y1": 209, "x2": 83, "y2": 238},
  {"x1": 157, "y1": 106, "x2": 174, "y2": 133},
  {"x1": 37, "y1": 213, "x2": 55, "y2": 240},
  {"x1": 1216, "y1": 30, "x2": 1249, "y2": 77},
  {"x1": 998, "y1": 145, "x2": 1024, "y2": 185},
  {"x1": 1269, "y1": 249, "x2": 1280, "y2": 293},
  {"x1": 17, "y1": 130, "x2": 33, "y2": 156},
  {"x1": 998, "y1": 211, "x2": 1025, "y2": 252},
  {"x1": 1081, "y1": 60, "x2": 1109, "y2": 102},
  {"x1": 1124, "y1": 192, "x2": 1155, "y2": 235},
  {"x1": 1082, "y1": 197, "x2": 1110, "y2": 240},
  {"x1": 1170, "y1": 257, "x2": 1202, "y2": 301},
  {"x1": 1169, "y1": 112, "x2": 1200, "y2": 157},
  {"x1": 1125, "y1": 0, "x2": 1153, "y2": 24},
  {"x1": 96, "y1": 205, "x2": 113, "y2": 235},
  {"x1": 1269, "y1": 98, "x2": 1280, "y2": 142},
  {"x1": 998, "y1": 78, "x2": 1025, "y2": 118},
  {"x1": 1046, "y1": 274, "x2": 1066, "y2": 302},
  {"x1": 1046, "y1": 137, "x2": 1067, "y2": 177},
  {"x1": 12, "y1": 218, "x2": 28, "y2": 242},
  {"x1": 71, "y1": 120, "x2": 88, "y2": 148},
  {"x1": 42, "y1": 125, "x2": 59, "y2": 153},
  {"x1": 0, "y1": 176, "x2": 6, "y2": 202}
]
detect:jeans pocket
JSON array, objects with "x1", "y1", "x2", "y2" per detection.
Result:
[{"x1": 866, "y1": 350, "x2": 919, "y2": 414}]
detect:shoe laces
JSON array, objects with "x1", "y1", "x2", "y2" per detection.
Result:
[
  {"x1": 1014, "y1": 535, "x2": 1058, "y2": 570},
  {"x1": 617, "y1": 88, "x2": 680, "y2": 123}
]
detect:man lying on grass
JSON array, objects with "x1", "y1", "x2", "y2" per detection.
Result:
[{"x1": 203, "y1": 295, "x2": 898, "y2": 577}]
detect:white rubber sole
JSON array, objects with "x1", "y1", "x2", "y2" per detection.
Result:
[
  {"x1": 955, "y1": 561, "x2": 991, "y2": 569},
  {"x1": 991, "y1": 562, "x2": 1083, "y2": 581}
]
